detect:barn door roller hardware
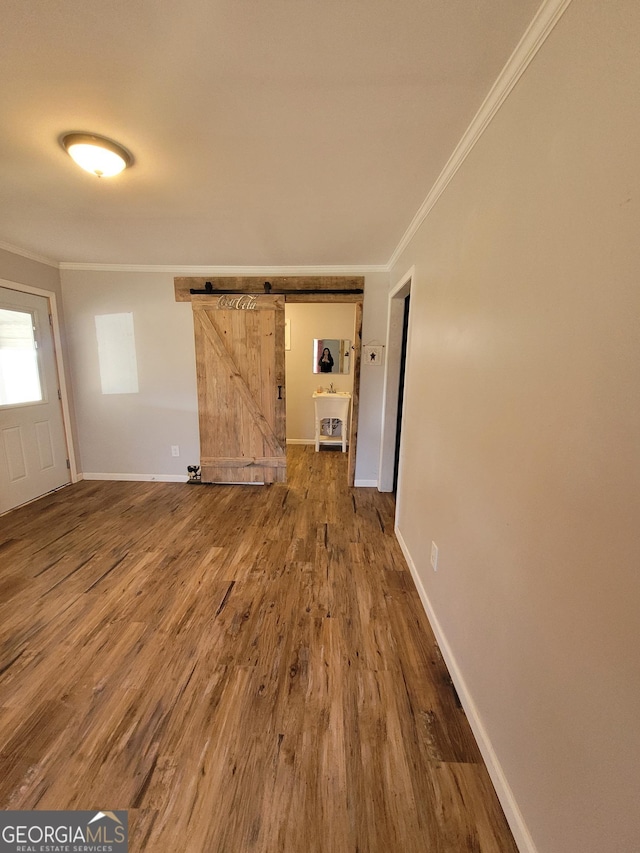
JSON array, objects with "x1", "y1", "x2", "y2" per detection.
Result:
[{"x1": 189, "y1": 281, "x2": 364, "y2": 295}]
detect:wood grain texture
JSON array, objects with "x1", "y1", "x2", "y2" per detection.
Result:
[
  {"x1": 186, "y1": 283, "x2": 362, "y2": 488},
  {"x1": 0, "y1": 447, "x2": 517, "y2": 853},
  {"x1": 175, "y1": 277, "x2": 365, "y2": 303},
  {"x1": 193, "y1": 296, "x2": 286, "y2": 484},
  {"x1": 280, "y1": 293, "x2": 363, "y2": 303}
]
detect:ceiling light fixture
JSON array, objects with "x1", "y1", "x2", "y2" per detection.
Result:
[{"x1": 60, "y1": 132, "x2": 133, "y2": 177}]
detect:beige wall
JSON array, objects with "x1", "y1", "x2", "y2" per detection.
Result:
[
  {"x1": 0, "y1": 247, "x2": 61, "y2": 294},
  {"x1": 357, "y1": 271, "x2": 391, "y2": 484},
  {"x1": 390, "y1": 2, "x2": 640, "y2": 851},
  {"x1": 285, "y1": 302, "x2": 356, "y2": 442},
  {"x1": 60, "y1": 271, "x2": 199, "y2": 478},
  {"x1": 59, "y1": 270, "x2": 388, "y2": 483}
]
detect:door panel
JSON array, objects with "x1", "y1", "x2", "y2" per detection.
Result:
[
  {"x1": 0, "y1": 287, "x2": 70, "y2": 512},
  {"x1": 192, "y1": 295, "x2": 286, "y2": 484},
  {"x1": 35, "y1": 419, "x2": 56, "y2": 469},
  {"x1": 3, "y1": 426, "x2": 27, "y2": 481}
]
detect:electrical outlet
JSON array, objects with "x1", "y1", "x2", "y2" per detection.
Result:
[
  {"x1": 171, "y1": 445, "x2": 180, "y2": 457},
  {"x1": 430, "y1": 541, "x2": 439, "y2": 571}
]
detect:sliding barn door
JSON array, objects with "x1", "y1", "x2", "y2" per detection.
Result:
[{"x1": 192, "y1": 294, "x2": 286, "y2": 484}]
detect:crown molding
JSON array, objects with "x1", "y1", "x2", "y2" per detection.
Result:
[
  {"x1": 58, "y1": 262, "x2": 389, "y2": 274},
  {"x1": 2, "y1": 0, "x2": 572, "y2": 279},
  {"x1": 0, "y1": 240, "x2": 59, "y2": 268},
  {"x1": 387, "y1": 0, "x2": 574, "y2": 271}
]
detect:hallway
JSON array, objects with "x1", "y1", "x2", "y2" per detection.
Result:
[{"x1": 0, "y1": 446, "x2": 516, "y2": 851}]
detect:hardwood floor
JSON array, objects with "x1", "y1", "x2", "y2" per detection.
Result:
[{"x1": 0, "y1": 446, "x2": 517, "y2": 852}]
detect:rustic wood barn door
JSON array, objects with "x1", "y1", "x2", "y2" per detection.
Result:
[
  {"x1": 178, "y1": 276, "x2": 364, "y2": 486},
  {"x1": 192, "y1": 294, "x2": 286, "y2": 483}
]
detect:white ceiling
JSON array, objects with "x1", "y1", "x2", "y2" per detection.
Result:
[{"x1": 0, "y1": 0, "x2": 542, "y2": 268}]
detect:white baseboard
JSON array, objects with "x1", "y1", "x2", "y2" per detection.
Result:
[
  {"x1": 394, "y1": 525, "x2": 536, "y2": 853},
  {"x1": 82, "y1": 472, "x2": 189, "y2": 483},
  {"x1": 286, "y1": 439, "x2": 315, "y2": 445},
  {"x1": 82, "y1": 468, "x2": 378, "y2": 489}
]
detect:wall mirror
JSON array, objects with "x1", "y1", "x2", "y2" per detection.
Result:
[{"x1": 313, "y1": 338, "x2": 351, "y2": 374}]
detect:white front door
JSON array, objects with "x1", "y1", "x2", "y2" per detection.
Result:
[{"x1": 0, "y1": 286, "x2": 70, "y2": 513}]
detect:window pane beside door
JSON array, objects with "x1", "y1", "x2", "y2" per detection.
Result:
[{"x1": 0, "y1": 308, "x2": 43, "y2": 406}]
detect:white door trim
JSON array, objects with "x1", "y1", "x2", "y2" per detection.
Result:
[
  {"x1": 378, "y1": 265, "x2": 414, "y2": 492},
  {"x1": 0, "y1": 278, "x2": 78, "y2": 483}
]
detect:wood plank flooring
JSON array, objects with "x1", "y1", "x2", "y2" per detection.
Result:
[{"x1": 0, "y1": 446, "x2": 517, "y2": 852}]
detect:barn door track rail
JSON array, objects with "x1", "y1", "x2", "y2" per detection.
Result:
[{"x1": 189, "y1": 281, "x2": 364, "y2": 295}]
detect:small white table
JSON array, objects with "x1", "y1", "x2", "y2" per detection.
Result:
[{"x1": 313, "y1": 391, "x2": 351, "y2": 452}]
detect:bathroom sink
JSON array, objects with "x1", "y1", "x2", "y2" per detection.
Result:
[{"x1": 312, "y1": 391, "x2": 351, "y2": 452}]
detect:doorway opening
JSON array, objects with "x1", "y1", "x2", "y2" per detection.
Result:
[
  {"x1": 284, "y1": 301, "x2": 356, "y2": 451},
  {"x1": 0, "y1": 281, "x2": 77, "y2": 514},
  {"x1": 392, "y1": 293, "x2": 410, "y2": 493},
  {"x1": 176, "y1": 276, "x2": 363, "y2": 487},
  {"x1": 378, "y1": 266, "x2": 413, "y2": 493}
]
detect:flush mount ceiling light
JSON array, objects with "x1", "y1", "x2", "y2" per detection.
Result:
[{"x1": 60, "y1": 132, "x2": 133, "y2": 177}]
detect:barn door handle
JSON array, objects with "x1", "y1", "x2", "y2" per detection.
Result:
[{"x1": 277, "y1": 385, "x2": 283, "y2": 399}]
